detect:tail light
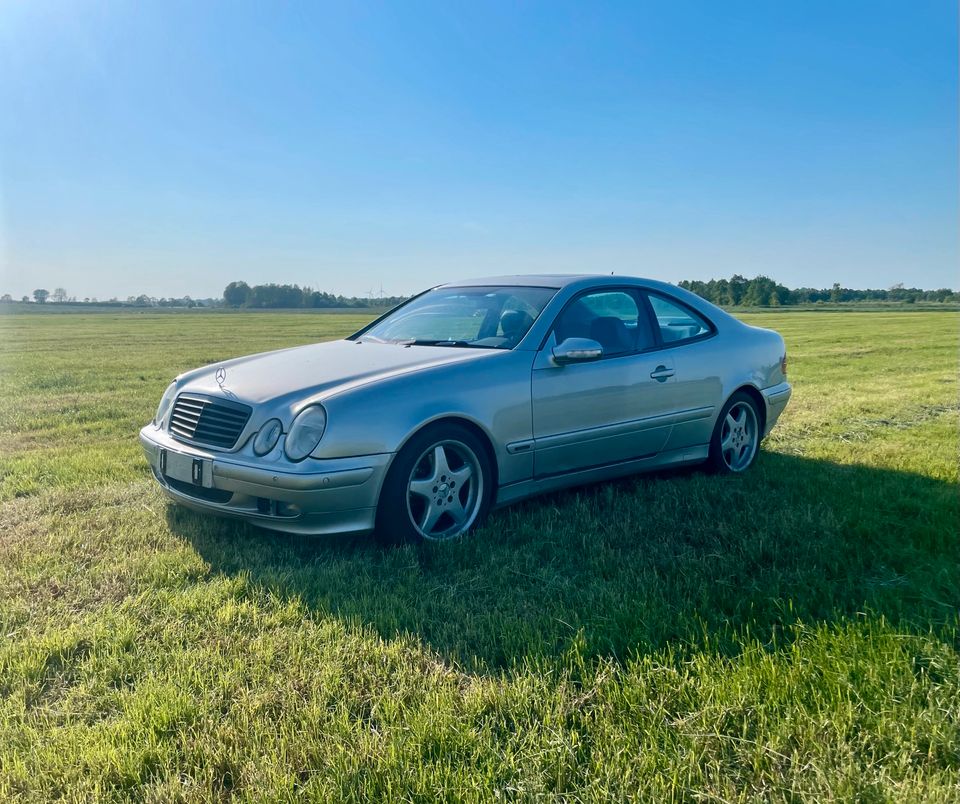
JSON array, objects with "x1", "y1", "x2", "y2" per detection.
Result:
[{"x1": 780, "y1": 354, "x2": 788, "y2": 377}]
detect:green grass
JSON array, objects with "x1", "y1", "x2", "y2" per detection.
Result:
[{"x1": 0, "y1": 309, "x2": 957, "y2": 801}]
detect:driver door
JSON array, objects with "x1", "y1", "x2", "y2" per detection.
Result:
[{"x1": 531, "y1": 288, "x2": 677, "y2": 477}]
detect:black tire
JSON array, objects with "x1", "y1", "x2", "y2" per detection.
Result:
[
  {"x1": 376, "y1": 422, "x2": 494, "y2": 545},
  {"x1": 706, "y1": 391, "x2": 762, "y2": 474}
]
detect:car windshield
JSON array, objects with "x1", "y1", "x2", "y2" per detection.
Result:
[{"x1": 355, "y1": 286, "x2": 557, "y2": 349}]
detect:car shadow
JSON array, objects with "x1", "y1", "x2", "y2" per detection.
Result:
[{"x1": 167, "y1": 452, "x2": 959, "y2": 673}]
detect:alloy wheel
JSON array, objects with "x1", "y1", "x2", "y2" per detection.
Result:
[
  {"x1": 406, "y1": 440, "x2": 484, "y2": 540},
  {"x1": 720, "y1": 401, "x2": 759, "y2": 472}
]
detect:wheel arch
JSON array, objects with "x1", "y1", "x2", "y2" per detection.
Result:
[
  {"x1": 386, "y1": 414, "x2": 501, "y2": 491},
  {"x1": 728, "y1": 383, "x2": 767, "y2": 436}
]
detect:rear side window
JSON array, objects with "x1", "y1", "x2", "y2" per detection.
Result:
[{"x1": 646, "y1": 293, "x2": 713, "y2": 344}]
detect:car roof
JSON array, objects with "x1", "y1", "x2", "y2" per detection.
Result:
[
  {"x1": 440, "y1": 274, "x2": 671, "y2": 290},
  {"x1": 440, "y1": 274, "x2": 595, "y2": 289}
]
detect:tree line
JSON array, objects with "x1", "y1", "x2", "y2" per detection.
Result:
[
  {"x1": 4, "y1": 289, "x2": 213, "y2": 307},
  {"x1": 222, "y1": 276, "x2": 958, "y2": 309},
  {"x1": 677, "y1": 275, "x2": 958, "y2": 306},
  {"x1": 222, "y1": 281, "x2": 407, "y2": 309},
  {"x1": 5, "y1": 276, "x2": 957, "y2": 310}
]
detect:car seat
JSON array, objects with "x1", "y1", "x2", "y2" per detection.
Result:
[
  {"x1": 590, "y1": 316, "x2": 634, "y2": 355},
  {"x1": 500, "y1": 309, "x2": 535, "y2": 344}
]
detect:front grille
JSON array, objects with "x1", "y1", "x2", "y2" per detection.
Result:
[{"x1": 169, "y1": 394, "x2": 251, "y2": 449}]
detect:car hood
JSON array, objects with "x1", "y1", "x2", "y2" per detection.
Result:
[{"x1": 176, "y1": 339, "x2": 500, "y2": 408}]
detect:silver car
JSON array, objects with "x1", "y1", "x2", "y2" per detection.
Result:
[{"x1": 140, "y1": 275, "x2": 791, "y2": 542}]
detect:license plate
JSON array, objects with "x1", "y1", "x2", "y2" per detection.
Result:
[{"x1": 160, "y1": 449, "x2": 213, "y2": 488}]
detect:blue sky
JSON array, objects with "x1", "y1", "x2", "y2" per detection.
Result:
[{"x1": 0, "y1": 1, "x2": 956, "y2": 299}]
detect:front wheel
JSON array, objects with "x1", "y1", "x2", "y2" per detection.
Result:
[
  {"x1": 707, "y1": 391, "x2": 762, "y2": 474},
  {"x1": 376, "y1": 423, "x2": 493, "y2": 544}
]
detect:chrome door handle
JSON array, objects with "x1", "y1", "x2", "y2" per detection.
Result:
[{"x1": 650, "y1": 365, "x2": 674, "y2": 381}]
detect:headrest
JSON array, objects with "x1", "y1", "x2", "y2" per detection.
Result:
[{"x1": 501, "y1": 309, "x2": 535, "y2": 337}]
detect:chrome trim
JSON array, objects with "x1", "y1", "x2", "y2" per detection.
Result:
[{"x1": 534, "y1": 406, "x2": 714, "y2": 451}]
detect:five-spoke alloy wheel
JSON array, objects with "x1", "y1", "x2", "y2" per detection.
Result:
[
  {"x1": 708, "y1": 391, "x2": 762, "y2": 474},
  {"x1": 377, "y1": 423, "x2": 492, "y2": 543},
  {"x1": 406, "y1": 440, "x2": 484, "y2": 540}
]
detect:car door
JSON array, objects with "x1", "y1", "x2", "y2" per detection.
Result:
[
  {"x1": 641, "y1": 290, "x2": 724, "y2": 450},
  {"x1": 531, "y1": 288, "x2": 680, "y2": 477}
]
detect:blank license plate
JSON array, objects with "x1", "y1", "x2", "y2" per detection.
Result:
[{"x1": 160, "y1": 449, "x2": 213, "y2": 488}]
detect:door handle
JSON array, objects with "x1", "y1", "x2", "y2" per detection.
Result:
[{"x1": 650, "y1": 365, "x2": 674, "y2": 381}]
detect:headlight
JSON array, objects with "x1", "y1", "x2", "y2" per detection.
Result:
[
  {"x1": 154, "y1": 382, "x2": 177, "y2": 427},
  {"x1": 253, "y1": 418, "x2": 283, "y2": 456},
  {"x1": 284, "y1": 405, "x2": 327, "y2": 461}
]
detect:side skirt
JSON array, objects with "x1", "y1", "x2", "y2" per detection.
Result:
[{"x1": 493, "y1": 444, "x2": 710, "y2": 508}]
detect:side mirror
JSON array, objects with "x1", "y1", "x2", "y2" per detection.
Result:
[{"x1": 552, "y1": 337, "x2": 604, "y2": 365}]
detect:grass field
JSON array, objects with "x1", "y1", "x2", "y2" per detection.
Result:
[{"x1": 0, "y1": 309, "x2": 957, "y2": 801}]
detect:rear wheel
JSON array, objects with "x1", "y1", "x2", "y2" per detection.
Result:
[
  {"x1": 707, "y1": 391, "x2": 761, "y2": 474},
  {"x1": 376, "y1": 423, "x2": 493, "y2": 544}
]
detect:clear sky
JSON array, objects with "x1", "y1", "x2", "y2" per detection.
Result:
[{"x1": 0, "y1": 1, "x2": 956, "y2": 300}]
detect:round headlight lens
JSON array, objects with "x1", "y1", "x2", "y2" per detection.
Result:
[
  {"x1": 284, "y1": 405, "x2": 327, "y2": 461},
  {"x1": 154, "y1": 382, "x2": 177, "y2": 427},
  {"x1": 253, "y1": 418, "x2": 283, "y2": 456}
]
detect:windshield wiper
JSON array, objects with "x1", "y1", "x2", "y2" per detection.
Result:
[{"x1": 397, "y1": 339, "x2": 493, "y2": 349}]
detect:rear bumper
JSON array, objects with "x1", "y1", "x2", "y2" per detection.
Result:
[
  {"x1": 761, "y1": 381, "x2": 792, "y2": 436},
  {"x1": 139, "y1": 425, "x2": 391, "y2": 535}
]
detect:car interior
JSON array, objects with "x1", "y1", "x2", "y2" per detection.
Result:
[
  {"x1": 552, "y1": 292, "x2": 713, "y2": 356},
  {"x1": 554, "y1": 297, "x2": 656, "y2": 355},
  {"x1": 362, "y1": 287, "x2": 711, "y2": 353},
  {"x1": 498, "y1": 309, "x2": 535, "y2": 344}
]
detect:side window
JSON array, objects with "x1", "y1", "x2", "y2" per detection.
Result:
[
  {"x1": 646, "y1": 293, "x2": 712, "y2": 344},
  {"x1": 554, "y1": 290, "x2": 655, "y2": 356}
]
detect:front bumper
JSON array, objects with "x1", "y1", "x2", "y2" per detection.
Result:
[
  {"x1": 139, "y1": 425, "x2": 392, "y2": 535},
  {"x1": 761, "y1": 381, "x2": 792, "y2": 436}
]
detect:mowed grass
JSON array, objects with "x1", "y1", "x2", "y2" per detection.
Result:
[{"x1": 0, "y1": 308, "x2": 957, "y2": 801}]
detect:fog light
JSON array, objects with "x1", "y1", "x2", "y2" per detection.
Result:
[{"x1": 275, "y1": 501, "x2": 300, "y2": 518}]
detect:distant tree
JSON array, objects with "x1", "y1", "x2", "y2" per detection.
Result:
[
  {"x1": 223, "y1": 281, "x2": 252, "y2": 308},
  {"x1": 829, "y1": 283, "x2": 842, "y2": 303},
  {"x1": 0, "y1": 294, "x2": 11, "y2": 303},
  {"x1": 742, "y1": 275, "x2": 777, "y2": 306},
  {"x1": 51, "y1": 287, "x2": 68, "y2": 303},
  {"x1": 21, "y1": 295, "x2": 29, "y2": 303},
  {"x1": 714, "y1": 278, "x2": 731, "y2": 305},
  {"x1": 33, "y1": 288, "x2": 49, "y2": 304},
  {"x1": 727, "y1": 274, "x2": 749, "y2": 306},
  {"x1": 248, "y1": 283, "x2": 305, "y2": 308}
]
